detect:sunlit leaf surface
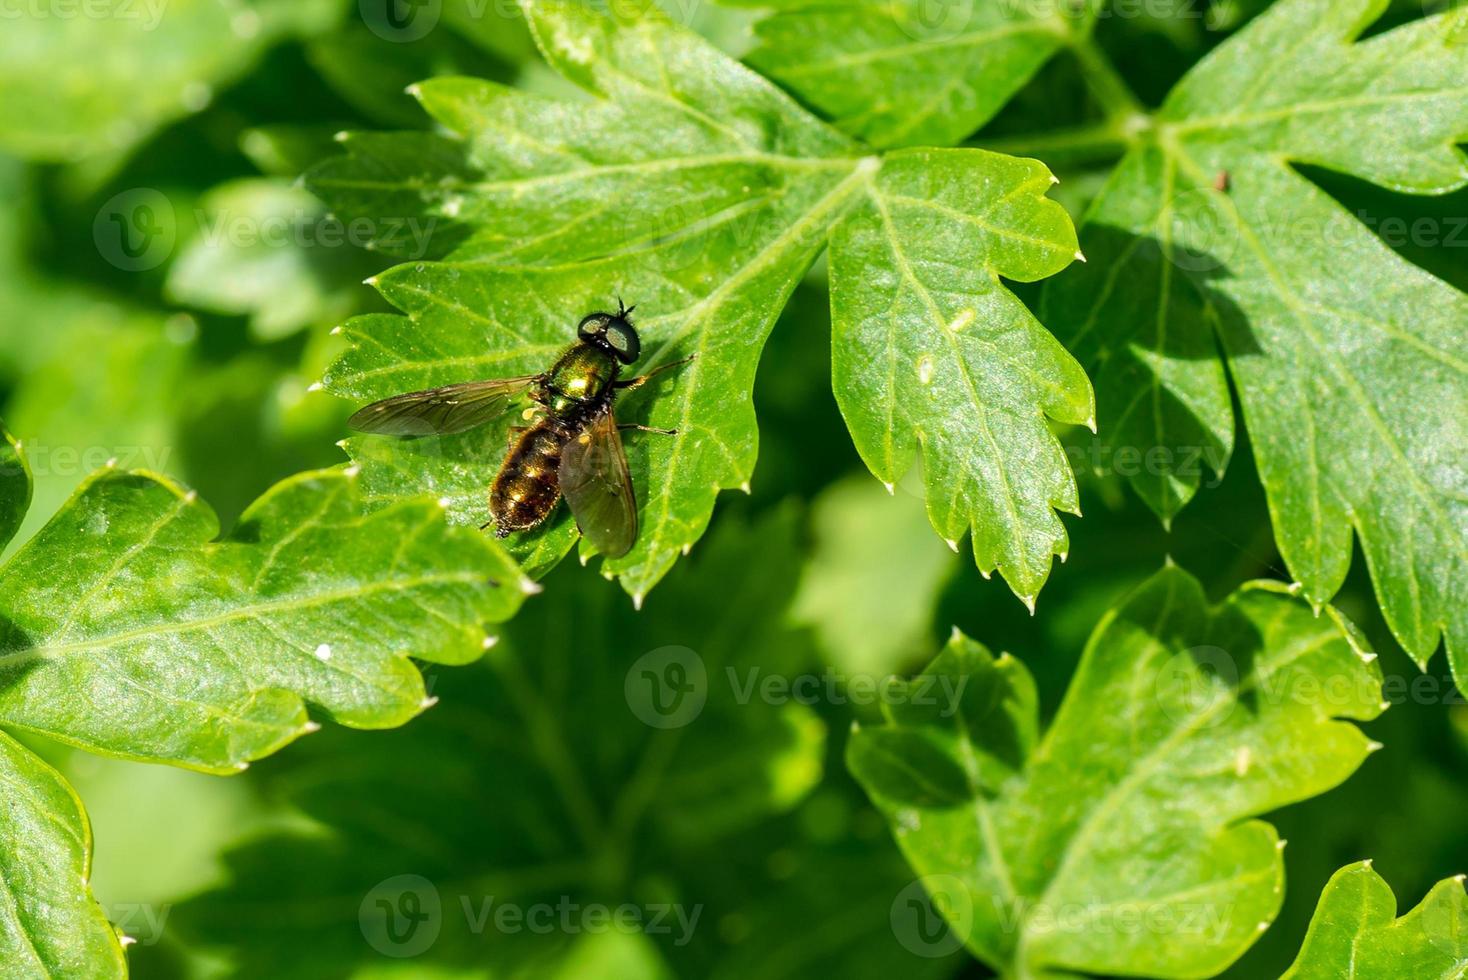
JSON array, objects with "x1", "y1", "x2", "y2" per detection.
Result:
[
  {"x1": 1042, "y1": 0, "x2": 1468, "y2": 675},
  {"x1": 310, "y1": 0, "x2": 1088, "y2": 601},
  {"x1": 0, "y1": 730, "x2": 126, "y2": 976},
  {"x1": 725, "y1": 0, "x2": 1096, "y2": 148},
  {"x1": 850, "y1": 565, "x2": 1385, "y2": 977},
  {"x1": 0, "y1": 464, "x2": 525, "y2": 773},
  {"x1": 1282, "y1": 862, "x2": 1468, "y2": 978}
]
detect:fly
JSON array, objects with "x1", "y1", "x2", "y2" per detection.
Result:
[{"x1": 347, "y1": 301, "x2": 690, "y2": 559}]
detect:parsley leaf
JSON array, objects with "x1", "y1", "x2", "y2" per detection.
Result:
[
  {"x1": 724, "y1": 0, "x2": 1097, "y2": 149},
  {"x1": 310, "y1": 0, "x2": 1089, "y2": 602},
  {"x1": 0, "y1": 730, "x2": 125, "y2": 974},
  {"x1": 0, "y1": 427, "x2": 28, "y2": 553},
  {"x1": 1043, "y1": 0, "x2": 1468, "y2": 674},
  {"x1": 0, "y1": 449, "x2": 526, "y2": 774},
  {"x1": 1283, "y1": 862, "x2": 1468, "y2": 978},
  {"x1": 850, "y1": 564, "x2": 1385, "y2": 977},
  {"x1": 740, "y1": 0, "x2": 1468, "y2": 673}
]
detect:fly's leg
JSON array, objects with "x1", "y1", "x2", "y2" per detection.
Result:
[
  {"x1": 478, "y1": 519, "x2": 515, "y2": 538},
  {"x1": 615, "y1": 354, "x2": 696, "y2": 391},
  {"x1": 615, "y1": 357, "x2": 692, "y2": 434}
]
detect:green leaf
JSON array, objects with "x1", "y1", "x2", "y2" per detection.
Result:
[
  {"x1": 0, "y1": 424, "x2": 29, "y2": 553},
  {"x1": 0, "y1": 466, "x2": 526, "y2": 773},
  {"x1": 830, "y1": 147, "x2": 1092, "y2": 600},
  {"x1": 166, "y1": 178, "x2": 375, "y2": 340},
  {"x1": 724, "y1": 0, "x2": 1093, "y2": 149},
  {"x1": 169, "y1": 507, "x2": 829, "y2": 975},
  {"x1": 1042, "y1": 0, "x2": 1468, "y2": 675},
  {"x1": 0, "y1": 0, "x2": 344, "y2": 161},
  {"x1": 309, "y1": 0, "x2": 1087, "y2": 601},
  {"x1": 849, "y1": 564, "x2": 1386, "y2": 978},
  {"x1": 0, "y1": 730, "x2": 125, "y2": 976},
  {"x1": 1283, "y1": 862, "x2": 1468, "y2": 978}
]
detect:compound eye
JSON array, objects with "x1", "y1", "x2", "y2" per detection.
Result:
[
  {"x1": 578, "y1": 314, "x2": 609, "y2": 341},
  {"x1": 605, "y1": 320, "x2": 640, "y2": 364}
]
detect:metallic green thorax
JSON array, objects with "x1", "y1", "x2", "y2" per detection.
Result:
[{"x1": 544, "y1": 343, "x2": 620, "y2": 416}]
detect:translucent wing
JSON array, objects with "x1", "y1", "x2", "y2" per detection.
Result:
[
  {"x1": 559, "y1": 406, "x2": 637, "y2": 559},
  {"x1": 347, "y1": 377, "x2": 538, "y2": 436}
]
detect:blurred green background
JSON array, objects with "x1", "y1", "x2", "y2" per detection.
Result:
[{"x1": 2, "y1": 1, "x2": 1465, "y2": 977}]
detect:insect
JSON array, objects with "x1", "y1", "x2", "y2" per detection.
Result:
[{"x1": 347, "y1": 302, "x2": 690, "y2": 559}]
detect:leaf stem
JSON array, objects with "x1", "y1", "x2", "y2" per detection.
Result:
[
  {"x1": 1066, "y1": 32, "x2": 1148, "y2": 125},
  {"x1": 977, "y1": 26, "x2": 1151, "y2": 170},
  {"x1": 977, "y1": 120, "x2": 1133, "y2": 169}
]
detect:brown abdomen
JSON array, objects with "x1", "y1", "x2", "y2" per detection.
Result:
[{"x1": 489, "y1": 421, "x2": 567, "y2": 536}]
